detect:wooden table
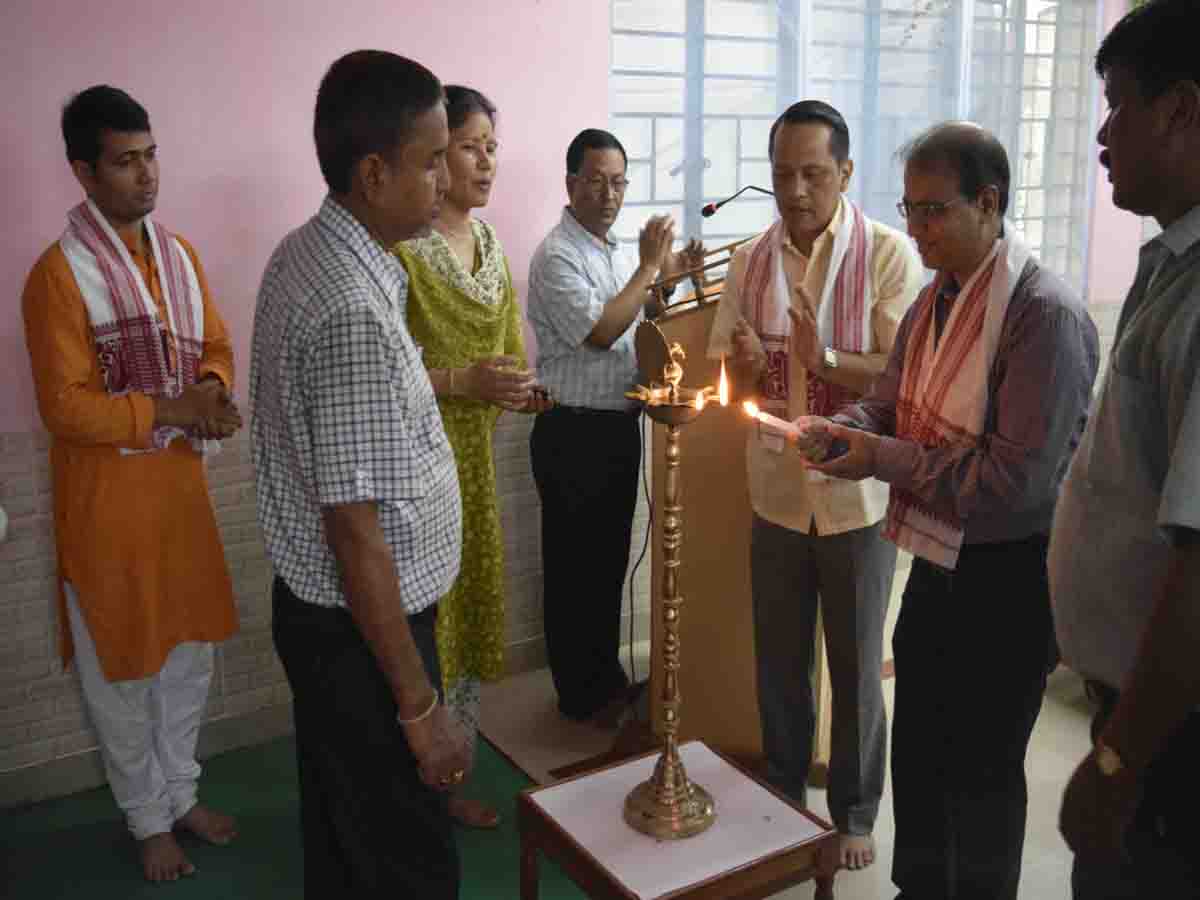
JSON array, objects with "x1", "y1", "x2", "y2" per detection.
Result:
[{"x1": 518, "y1": 741, "x2": 837, "y2": 900}]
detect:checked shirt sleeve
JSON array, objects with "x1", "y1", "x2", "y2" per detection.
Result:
[{"x1": 302, "y1": 302, "x2": 427, "y2": 508}]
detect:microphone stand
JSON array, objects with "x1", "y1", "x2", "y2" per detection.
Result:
[
  {"x1": 701, "y1": 185, "x2": 775, "y2": 217},
  {"x1": 647, "y1": 236, "x2": 754, "y2": 310}
]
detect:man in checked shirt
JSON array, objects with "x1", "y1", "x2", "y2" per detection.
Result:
[{"x1": 250, "y1": 52, "x2": 470, "y2": 898}]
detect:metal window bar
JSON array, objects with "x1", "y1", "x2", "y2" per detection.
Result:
[{"x1": 612, "y1": 0, "x2": 1099, "y2": 289}]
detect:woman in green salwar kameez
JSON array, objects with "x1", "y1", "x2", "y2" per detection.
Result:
[{"x1": 394, "y1": 86, "x2": 550, "y2": 828}]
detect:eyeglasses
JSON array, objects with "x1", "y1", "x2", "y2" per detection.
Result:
[
  {"x1": 577, "y1": 176, "x2": 630, "y2": 196},
  {"x1": 896, "y1": 197, "x2": 961, "y2": 222}
]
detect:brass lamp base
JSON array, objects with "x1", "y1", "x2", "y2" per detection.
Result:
[{"x1": 623, "y1": 758, "x2": 716, "y2": 839}]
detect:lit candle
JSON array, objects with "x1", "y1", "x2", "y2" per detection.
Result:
[
  {"x1": 718, "y1": 357, "x2": 730, "y2": 407},
  {"x1": 742, "y1": 401, "x2": 801, "y2": 439},
  {"x1": 693, "y1": 393, "x2": 705, "y2": 410}
]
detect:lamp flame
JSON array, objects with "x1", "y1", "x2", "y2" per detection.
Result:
[
  {"x1": 718, "y1": 357, "x2": 730, "y2": 407},
  {"x1": 743, "y1": 400, "x2": 760, "y2": 419},
  {"x1": 694, "y1": 393, "x2": 705, "y2": 410}
]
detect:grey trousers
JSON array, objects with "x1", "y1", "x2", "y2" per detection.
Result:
[{"x1": 750, "y1": 514, "x2": 896, "y2": 835}]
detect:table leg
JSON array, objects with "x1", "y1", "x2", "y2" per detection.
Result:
[{"x1": 520, "y1": 831, "x2": 539, "y2": 900}]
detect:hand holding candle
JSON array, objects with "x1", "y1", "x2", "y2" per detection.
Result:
[
  {"x1": 742, "y1": 403, "x2": 834, "y2": 462},
  {"x1": 793, "y1": 416, "x2": 836, "y2": 462},
  {"x1": 742, "y1": 401, "x2": 801, "y2": 437}
]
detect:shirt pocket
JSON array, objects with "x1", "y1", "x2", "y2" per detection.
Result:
[{"x1": 1084, "y1": 358, "x2": 1161, "y2": 508}]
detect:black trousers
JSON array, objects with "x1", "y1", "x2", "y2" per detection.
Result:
[
  {"x1": 271, "y1": 577, "x2": 458, "y2": 899},
  {"x1": 1070, "y1": 683, "x2": 1200, "y2": 898},
  {"x1": 891, "y1": 535, "x2": 1054, "y2": 900},
  {"x1": 530, "y1": 406, "x2": 641, "y2": 720}
]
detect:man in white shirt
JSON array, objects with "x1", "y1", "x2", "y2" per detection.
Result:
[{"x1": 527, "y1": 129, "x2": 698, "y2": 727}]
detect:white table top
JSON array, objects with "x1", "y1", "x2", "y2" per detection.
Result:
[{"x1": 529, "y1": 740, "x2": 830, "y2": 899}]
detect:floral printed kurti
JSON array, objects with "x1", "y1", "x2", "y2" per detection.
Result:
[{"x1": 394, "y1": 220, "x2": 524, "y2": 731}]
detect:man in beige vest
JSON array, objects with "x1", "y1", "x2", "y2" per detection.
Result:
[{"x1": 708, "y1": 100, "x2": 922, "y2": 872}]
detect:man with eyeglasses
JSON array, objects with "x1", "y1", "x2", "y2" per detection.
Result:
[
  {"x1": 706, "y1": 99, "x2": 923, "y2": 875},
  {"x1": 803, "y1": 121, "x2": 1098, "y2": 899},
  {"x1": 527, "y1": 128, "x2": 701, "y2": 728}
]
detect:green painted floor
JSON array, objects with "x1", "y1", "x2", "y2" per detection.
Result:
[{"x1": 1, "y1": 737, "x2": 585, "y2": 899}]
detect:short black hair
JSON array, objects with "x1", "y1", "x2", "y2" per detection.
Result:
[
  {"x1": 566, "y1": 129, "x2": 627, "y2": 175},
  {"x1": 445, "y1": 85, "x2": 496, "y2": 131},
  {"x1": 900, "y1": 121, "x2": 1011, "y2": 216},
  {"x1": 314, "y1": 51, "x2": 444, "y2": 194},
  {"x1": 1095, "y1": 0, "x2": 1200, "y2": 101},
  {"x1": 768, "y1": 100, "x2": 850, "y2": 163},
  {"x1": 61, "y1": 85, "x2": 151, "y2": 166}
]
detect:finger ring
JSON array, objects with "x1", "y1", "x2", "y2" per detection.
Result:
[{"x1": 451, "y1": 769, "x2": 465, "y2": 783}]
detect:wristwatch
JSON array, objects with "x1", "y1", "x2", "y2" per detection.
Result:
[
  {"x1": 1095, "y1": 740, "x2": 1126, "y2": 777},
  {"x1": 822, "y1": 346, "x2": 839, "y2": 369}
]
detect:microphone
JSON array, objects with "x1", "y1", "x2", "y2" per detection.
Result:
[{"x1": 701, "y1": 184, "x2": 774, "y2": 217}]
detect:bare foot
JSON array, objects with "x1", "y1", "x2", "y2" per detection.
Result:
[
  {"x1": 140, "y1": 832, "x2": 196, "y2": 882},
  {"x1": 837, "y1": 832, "x2": 876, "y2": 871},
  {"x1": 448, "y1": 793, "x2": 501, "y2": 829},
  {"x1": 176, "y1": 803, "x2": 238, "y2": 846}
]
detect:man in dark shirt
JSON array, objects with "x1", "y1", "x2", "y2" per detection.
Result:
[{"x1": 806, "y1": 122, "x2": 1099, "y2": 899}]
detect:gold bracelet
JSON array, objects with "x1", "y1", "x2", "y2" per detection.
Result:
[{"x1": 396, "y1": 691, "x2": 439, "y2": 725}]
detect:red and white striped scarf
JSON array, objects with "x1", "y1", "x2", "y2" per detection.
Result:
[
  {"x1": 743, "y1": 198, "x2": 872, "y2": 423},
  {"x1": 884, "y1": 231, "x2": 1032, "y2": 569},
  {"x1": 60, "y1": 199, "x2": 208, "y2": 452}
]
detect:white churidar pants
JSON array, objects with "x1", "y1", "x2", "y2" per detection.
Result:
[{"x1": 64, "y1": 582, "x2": 214, "y2": 840}]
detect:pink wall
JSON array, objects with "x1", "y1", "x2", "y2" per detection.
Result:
[
  {"x1": 1, "y1": 0, "x2": 609, "y2": 431},
  {"x1": 1086, "y1": 0, "x2": 1143, "y2": 306}
]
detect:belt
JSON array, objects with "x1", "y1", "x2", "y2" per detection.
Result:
[
  {"x1": 274, "y1": 575, "x2": 437, "y2": 625},
  {"x1": 408, "y1": 603, "x2": 438, "y2": 627},
  {"x1": 548, "y1": 404, "x2": 640, "y2": 417},
  {"x1": 918, "y1": 533, "x2": 1048, "y2": 574}
]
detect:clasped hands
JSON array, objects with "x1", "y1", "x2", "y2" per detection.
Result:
[
  {"x1": 460, "y1": 355, "x2": 553, "y2": 413},
  {"x1": 156, "y1": 376, "x2": 242, "y2": 440},
  {"x1": 638, "y1": 214, "x2": 705, "y2": 287}
]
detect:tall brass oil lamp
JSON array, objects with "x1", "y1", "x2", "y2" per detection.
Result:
[{"x1": 622, "y1": 320, "x2": 729, "y2": 839}]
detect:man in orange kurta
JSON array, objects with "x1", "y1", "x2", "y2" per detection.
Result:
[{"x1": 21, "y1": 85, "x2": 240, "y2": 883}]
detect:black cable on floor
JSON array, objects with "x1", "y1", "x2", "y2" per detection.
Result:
[{"x1": 624, "y1": 408, "x2": 653, "y2": 702}]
